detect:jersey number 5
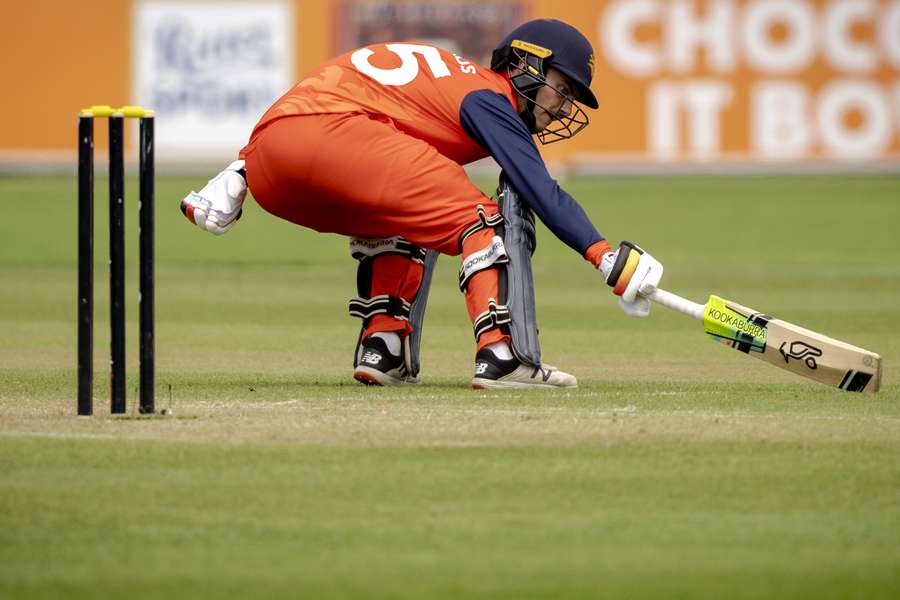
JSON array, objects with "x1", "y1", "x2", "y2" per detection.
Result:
[{"x1": 351, "y1": 44, "x2": 451, "y2": 86}]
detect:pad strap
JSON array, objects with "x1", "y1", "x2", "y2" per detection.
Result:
[
  {"x1": 458, "y1": 235, "x2": 509, "y2": 291},
  {"x1": 458, "y1": 205, "x2": 505, "y2": 250},
  {"x1": 348, "y1": 294, "x2": 411, "y2": 321},
  {"x1": 472, "y1": 299, "x2": 512, "y2": 341},
  {"x1": 350, "y1": 236, "x2": 427, "y2": 263}
]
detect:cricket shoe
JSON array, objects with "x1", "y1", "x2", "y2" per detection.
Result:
[
  {"x1": 353, "y1": 335, "x2": 420, "y2": 386},
  {"x1": 471, "y1": 347, "x2": 577, "y2": 389}
]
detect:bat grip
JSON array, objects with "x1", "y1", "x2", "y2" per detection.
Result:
[{"x1": 645, "y1": 288, "x2": 705, "y2": 320}]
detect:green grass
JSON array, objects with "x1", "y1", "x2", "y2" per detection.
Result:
[{"x1": 1, "y1": 174, "x2": 899, "y2": 599}]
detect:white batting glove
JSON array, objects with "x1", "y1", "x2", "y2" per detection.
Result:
[
  {"x1": 599, "y1": 241, "x2": 664, "y2": 318},
  {"x1": 180, "y1": 160, "x2": 247, "y2": 235}
]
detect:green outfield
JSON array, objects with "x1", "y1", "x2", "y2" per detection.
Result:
[{"x1": 1, "y1": 174, "x2": 898, "y2": 599}]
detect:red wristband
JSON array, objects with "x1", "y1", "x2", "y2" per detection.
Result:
[{"x1": 583, "y1": 240, "x2": 612, "y2": 269}]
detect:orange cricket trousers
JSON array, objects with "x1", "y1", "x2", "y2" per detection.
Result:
[{"x1": 240, "y1": 112, "x2": 507, "y2": 349}]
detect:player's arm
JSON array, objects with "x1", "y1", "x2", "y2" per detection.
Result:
[
  {"x1": 459, "y1": 91, "x2": 663, "y2": 316},
  {"x1": 460, "y1": 90, "x2": 603, "y2": 257}
]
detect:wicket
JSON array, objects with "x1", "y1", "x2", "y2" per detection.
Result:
[{"x1": 77, "y1": 105, "x2": 155, "y2": 415}]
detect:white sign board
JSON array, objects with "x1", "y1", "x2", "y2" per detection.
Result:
[{"x1": 133, "y1": 1, "x2": 294, "y2": 160}]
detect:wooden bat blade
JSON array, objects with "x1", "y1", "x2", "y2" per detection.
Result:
[{"x1": 702, "y1": 295, "x2": 882, "y2": 393}]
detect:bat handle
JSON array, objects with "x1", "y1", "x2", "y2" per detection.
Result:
[{"x1": 645, "y1": 288, "x2": 705, "y2": 320}]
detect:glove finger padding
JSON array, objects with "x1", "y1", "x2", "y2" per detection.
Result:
[
  {"x1": 622, "y1": 253, "x2": 663, "y2": 302},
  {"x1": 638, "y1": 256, "x2": 663, "y2": 297},
  {"x1": 204, "y1": 209, "x2": 241, "y2": 235},
  {"x1": 180, "y1": 194, "x2": 209, "y2": 227},
  {"x1": 618, "y1": 295, "x2": 650, "y2": 318}
]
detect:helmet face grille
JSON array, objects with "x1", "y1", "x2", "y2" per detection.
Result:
[
  {"x1": 505, "y1": 46, "x2": 590, "y2": 144},
  {"x1": 536, "y1": 100, "x2": 589, "y2": 144}
]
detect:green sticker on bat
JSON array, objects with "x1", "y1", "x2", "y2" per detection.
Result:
[{"x1": 702, "y1": 295, "x2": 768, "y2": 353}]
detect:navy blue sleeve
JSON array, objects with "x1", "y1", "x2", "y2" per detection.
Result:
[{"x1": 459, "y1": 89, "x2": 603, "y2": 255}]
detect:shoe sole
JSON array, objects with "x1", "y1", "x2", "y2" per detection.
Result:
[
  {"x1": 354, "y1": 366, "x2": 420, "y2": 387},
  {"x1": 471, "y1": 378, "x2": 578, "y2": 390}
]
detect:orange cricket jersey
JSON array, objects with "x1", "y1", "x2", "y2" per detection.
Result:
[{"x1": 245, "y1": 43, "x2": 519, "y2": 165}]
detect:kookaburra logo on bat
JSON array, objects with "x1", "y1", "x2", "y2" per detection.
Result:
[{"x1": 779, "y1": 341, "x2": 823, "y2": 370}]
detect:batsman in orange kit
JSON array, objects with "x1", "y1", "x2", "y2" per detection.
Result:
[{"x1": 181, "y1": 19, "x2": 665, "y2": 389}]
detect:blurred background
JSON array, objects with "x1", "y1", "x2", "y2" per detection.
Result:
[{"x1": 2, "y1": 0, "x2": 898, "y2": 173}]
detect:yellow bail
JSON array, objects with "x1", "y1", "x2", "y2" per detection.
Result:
[{"x1": 79, "y1": 105, "x2": 155, "y2": 118}]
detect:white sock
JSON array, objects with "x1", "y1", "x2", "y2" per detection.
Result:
[
  {"x1": 486, "y1": 341, "x2": 513, "y2": 360},
  {"x1": 371, "y1": 332, "x2": 401, "y2": 356}
]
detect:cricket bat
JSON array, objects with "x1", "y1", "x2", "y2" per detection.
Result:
[{"x1": 645, "y1": 289, "x2": 882, "y2": 392}]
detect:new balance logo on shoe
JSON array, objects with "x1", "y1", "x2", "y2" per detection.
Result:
[
  {"x1": 361, "y1": 351, "x2": 382, "y2": 365},
  {"x1": 474, "y1": 362, "x2": 489, "y2": 375},
  {"x1": 532, "y1": 366, "x2": 555, "y2": 382}
]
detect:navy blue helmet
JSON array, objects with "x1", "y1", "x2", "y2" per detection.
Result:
[
  {"x1": 491, "y1": 19, "x2": 598, "y2": 142},
  {"x1": 492, "y1": 19, "x2": 598, "y2": 108}
]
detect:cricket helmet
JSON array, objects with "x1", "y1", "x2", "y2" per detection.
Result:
[
  {"x1": 490, "y1": 19, "x2": 597, "y2": 143},
  {"x1": 491, "y1": 18, "x2": 598, "y2": 109}
]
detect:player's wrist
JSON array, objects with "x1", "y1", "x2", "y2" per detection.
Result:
[{"x1": 584, "y1": 239, "x2": 612, "y2": 269}]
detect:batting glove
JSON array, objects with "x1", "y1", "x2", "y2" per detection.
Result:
[
  {"x1": 180, "y1": 160, "x2": 247, "y2": 235},
  {"x1": 599, "y1": 241, "x2": 664, "y2": 318}
]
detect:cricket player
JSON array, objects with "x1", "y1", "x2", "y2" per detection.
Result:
[{"x1": 181, "y1": 19, "x2": 663, "y2": 389}]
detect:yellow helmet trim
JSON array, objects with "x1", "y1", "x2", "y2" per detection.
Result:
[{"x1": 510, "y1": 39, "x2": 552, "y2": 59}]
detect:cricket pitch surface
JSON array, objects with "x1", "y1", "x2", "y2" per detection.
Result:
[{"x1": 2, "y1": 175, "x2": 898, "y2": 599}]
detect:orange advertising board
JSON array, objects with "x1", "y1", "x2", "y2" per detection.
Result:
[
  {"x1": 2, "y1": 0, "x2": 898, "y2": 168},
  {"x1": 535, "y1": 0, "x2": 900, "y2": 164}
]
